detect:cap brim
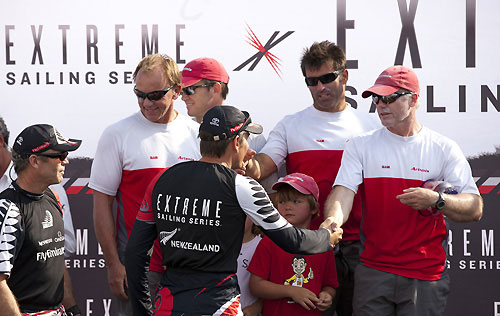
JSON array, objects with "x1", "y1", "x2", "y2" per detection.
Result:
[
  {"x1": 53, "y1": 139, "x2": 82, "y2": 152},
  {"x1": 181, "y1": 76, "x2": 202, "y2": 87},
  {"x1": 244, "y1": 123, "x2": 263, "y2": 135},
  {"x1": 272, "y1": 181, "x2": 310, "y2": 196},
  {"x1": 361, "y1": 85, "x2": 400, "y2": 98}
]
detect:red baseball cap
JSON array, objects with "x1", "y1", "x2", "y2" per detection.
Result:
[
  {"x1": 272, "y1": 173, "x2": 319, "y2": 202},
  {"x1": 362, "y1": 65, "x2": 420, "y2": 98},
  {"x1": 181, "y1": 57, "x2": 229, "y2": 87}
]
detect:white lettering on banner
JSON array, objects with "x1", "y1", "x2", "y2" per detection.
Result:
[
  {"x1": 84, "y1": 298, "x2": 112, "y2": 316},
  {"x1": 86, "y1": 299, "x2": 93, "y2": 316},
  {"x1": 103, "y1": 299, "x2": 111, "y2": 316},
  {"x1": 458, "y1": 260, "x2": 500, "y2": 270},
  {"x1": 482, "y1": 230, "x2": 494, "y2": 256},
  {"x1": 77, "y1": 228, "x2": 88, "y2": 255},
  {"x1": 494, "y1": 302, "x2": 500, "y2": 316},
  {"x1": 448, "y1": 230, "x2": 453, "y2": 256},
  {"x1": 65, "y1": 258, "x2": 106, "y2": 269},
  {"x1": 464, "y1": 229, "x2": 471, "y2": 256}
]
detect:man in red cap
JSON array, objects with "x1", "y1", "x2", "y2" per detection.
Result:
[
  {"x1": 180, "y1": 57, "x2": 277, "y2": 194},
  {"x1": 321, "y1": 65, "x2": 483, "y2": 316},
  {"x1": 181, "y1": 57, "x2": 230, "y2": 124}
]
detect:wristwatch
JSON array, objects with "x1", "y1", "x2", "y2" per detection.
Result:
[
  {"x1": 435, "y1": 191, "x2": 446, "y2": 210},
  {"x1": 66, "y1": 305, "x2": 81, "y2": 316}
]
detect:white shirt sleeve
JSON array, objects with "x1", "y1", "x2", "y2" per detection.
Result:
[{"x1": 89, "y1": 125, "x2": 123, "y2": 196}]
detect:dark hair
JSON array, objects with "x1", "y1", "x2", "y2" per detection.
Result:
[
  {"x1": 199, "y1": 131, "x2": 248, "y2": 158},
  {"x1": 300, "y1": 41, "x2": 346, "y2": 76},
  {"x1": 11, "y1": 151, "x2": 30, "y2": 174},
  {"x1": 0, "y1": 116, "x2": 9, "y2": 147},
  {"x1": 276, "y1": 185, "x2": 318, "y2": 217}
]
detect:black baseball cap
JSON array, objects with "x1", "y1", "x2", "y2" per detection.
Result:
[
  {"x1": 199, "y1": 106, "x2": 263, "y2": 141},
  {"x1": 13, "y1": 124, "x2": 82, "y2": 155}
]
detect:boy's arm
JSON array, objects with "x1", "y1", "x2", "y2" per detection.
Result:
[
  {"x1": 249, "y1": 273, "x2": 320, "y2": 311},
  {"x1": 316, "y1": 286, "x2": 335, "y2": 311}
]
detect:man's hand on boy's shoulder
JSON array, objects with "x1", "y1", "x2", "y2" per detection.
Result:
[{"x1": 320, "y1": 218, "x2": 343, "y2": 247}]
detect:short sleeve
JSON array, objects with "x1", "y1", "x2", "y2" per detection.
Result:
[{"x1": 89, "y1": 125, "x2": 124, "y2": 196}]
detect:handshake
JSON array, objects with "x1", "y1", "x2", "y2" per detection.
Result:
[{"x1": 320, "y1": 217, "x2": 343, "y2": 248}]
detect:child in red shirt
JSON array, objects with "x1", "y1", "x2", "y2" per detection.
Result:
[{"x1": 248, "y1": 173, "x2": 338, "y2": 315}]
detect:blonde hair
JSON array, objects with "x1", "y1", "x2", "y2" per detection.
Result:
[{"x1": 133, "y1": 54, "x2": 181, "y2": 87}]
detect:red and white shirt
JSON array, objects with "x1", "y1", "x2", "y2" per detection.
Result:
[
  {"x1": 335, "y1": 127, "x2": 479, "y2": 280},
  {"x1": 89, "y1": 111, "x2": 201, "y2": 272},
  {"x1": 261, "y1": 105, "x2": 378, "y2": 235}
]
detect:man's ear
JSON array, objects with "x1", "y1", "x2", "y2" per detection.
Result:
[
  {"x1": 340, "y1": 69, "x2": 349, "y2": 85},
  {"x1": 409, "y1": 93, "x2": 419, "y2": 108},
  {"x1": 172, "y1": 85, "x2": 182, "y2": 100},
  {"x1": 29, "y1": 155, "x2": 40, "y2": 169},
  {"x1": 0, "y1": 135, "x2": 4, "y2": 147},
  {"x1": 232, "y1": 135, "x2": 240, "y2": 152},
  {"x1": 213, "y1": 82, "x2": 222, "y2": 94}
]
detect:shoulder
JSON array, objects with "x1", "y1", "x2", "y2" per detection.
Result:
[{"x1": 421, "y1": 127, "x2": 463, "y2": 154}]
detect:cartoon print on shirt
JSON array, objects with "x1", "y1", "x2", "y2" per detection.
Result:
[{"x1": 284, "y1": 255, "x2": 314, "y2": 287}]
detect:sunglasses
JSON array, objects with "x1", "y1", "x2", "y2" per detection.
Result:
[
  {"x1": 305, "y1": 69, "x2": 344, "y2": 86},
  {"x1": 134, "y1": 85, "x2": 175, "y2": 101},
  {"x1": 35, "y1": 151, "x2": 69, "y2": 161},
  {"x1": 372, "y1": 91, "x2": 413, "y2": 104},
  {"x1": 181, "y1": 83, "x2": 215, "y2": 96}
]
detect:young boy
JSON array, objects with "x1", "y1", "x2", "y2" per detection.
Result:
[{"x1": 248, "y1": 173, "x2": 338, "y2": 315}]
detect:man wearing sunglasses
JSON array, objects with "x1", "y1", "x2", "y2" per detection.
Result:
[
  {"x1": 89, "y1": 54, "x2": 201, "y2": 316},
  {"x1": 245, "y1": 41, "x2": 378, "y2": 316},
  {"x1": 180, "y1": 56, "x2": 277, "y2": 174},
  {"x1": 0, "y1": 124, "x2": 82, "y2": 316},
  {"x1": 321, "y1": 66, "x2": 483, "y2": 316}
]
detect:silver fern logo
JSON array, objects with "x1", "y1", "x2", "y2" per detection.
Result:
[
  {"x1": 41, "y1": 210, "x2": 53, "y2": 229},
  {"x1": 0, "y1": 200, "x2": 21, "y2": 273},
  {"x1": 159, "y1": 228, "x2": 178, "y2": 245}
]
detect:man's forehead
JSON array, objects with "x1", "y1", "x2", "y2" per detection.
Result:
[{"x1": 305, "y1": 60, "x2": 336, "y2": 75}]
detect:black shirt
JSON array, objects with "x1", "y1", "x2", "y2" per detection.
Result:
[{"x1": 0, "y1": 182, "x2": 64, "y2": 312}]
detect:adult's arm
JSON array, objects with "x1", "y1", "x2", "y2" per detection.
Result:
[
  {"x1": 321, "y1": 185, "x2": 356, "y2": 231},
  {"x1": 245, "y1": 153, "x2": 278, "y2": 181},
  {"x1": 235, "y1": 175, "x2": 335, "y2": 253},
  {"x1": 92, "y1": 190, "x2": 128, "y2": 301},
  {"x1": 125, "y1": 220, "x2": 157, "y2": 316},
  {"x1": 0, "y1": 275, "x2": 21, "y2": 316},
  {"x1": 396, "y1": 189, "x2": 483, "y2": 222},
  {"x1": 62, "y1": 267, "x2": 80, "y2": 315}
]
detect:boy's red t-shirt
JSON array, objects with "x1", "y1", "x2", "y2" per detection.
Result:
[{"x1": 248, "y1": 236, "x2": 338, "y2": 316}]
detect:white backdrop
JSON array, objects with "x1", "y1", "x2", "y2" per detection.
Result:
[
  {"x1": 1, "y1": 1, "x2": 500, "y2": 315},
  {"x1": 1, "y1": 0, "x2": 499, "y2": 158}
]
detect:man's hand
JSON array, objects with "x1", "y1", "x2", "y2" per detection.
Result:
[
  {"x1": 235, "y1": 149, "x2": 257, "y2": 175},
  {"x1": 396, "y1": 187, "x2": 439, "y2": 210},
  {"x1": 316, "y1": 290, "x2": 333, "y2": 311},
  {"x1": 107, "y1": 262, "x2": 128, "y2": 301},
  {"x1": 286, "y1": 286, "x2": 320, "y2": 311},
  {"x1": 320, "y1": 217, "x2": 343, "y2": 247}
]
